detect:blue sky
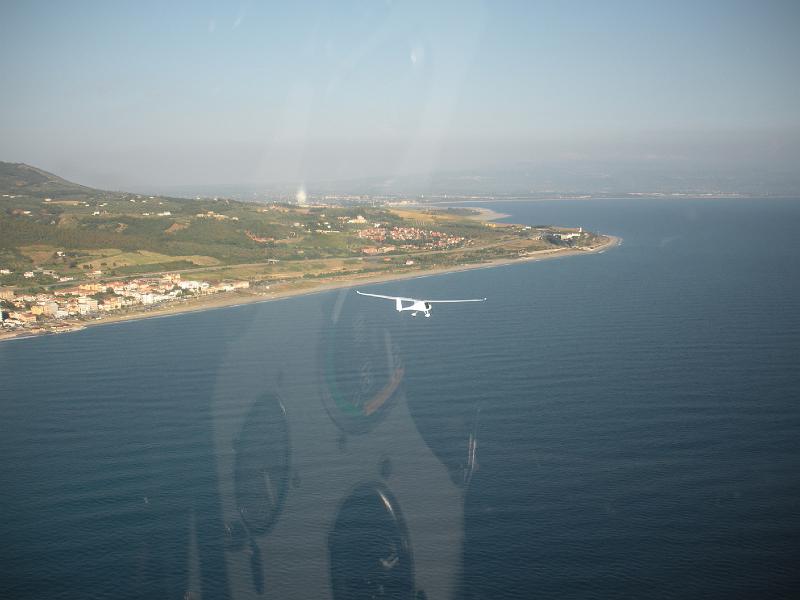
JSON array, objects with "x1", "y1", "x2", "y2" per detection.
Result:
[{"x1": 1, "y1": 0, "x2": 798, "y2": 189}]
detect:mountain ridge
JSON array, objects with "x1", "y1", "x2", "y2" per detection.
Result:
[{"x1": 0, "y1": 161, "x2": 99, "y2": 199}]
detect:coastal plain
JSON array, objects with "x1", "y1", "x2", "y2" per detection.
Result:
[{"x1": 0, "y1": 162, "x2": 616, "y2": 341}]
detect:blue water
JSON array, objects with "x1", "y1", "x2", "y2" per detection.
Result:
[{"x1": 1, "y1": 198, "x2": 799, "y2": 599}]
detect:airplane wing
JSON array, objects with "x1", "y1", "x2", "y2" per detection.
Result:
[
  {"x1": 424, "y1": 298, "x2": 487, "y2": 303},
  {"x1": 356, "y1": 291, "x2": 416, "y2": 302}
]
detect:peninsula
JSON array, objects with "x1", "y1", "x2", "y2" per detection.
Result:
[{"x1": 0, "y1": 162, "x2": 618, "y2": 341}]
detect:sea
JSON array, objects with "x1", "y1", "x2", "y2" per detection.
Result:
[{"x1": 1, "y1": 198, "x2": 799, "y2": 599}]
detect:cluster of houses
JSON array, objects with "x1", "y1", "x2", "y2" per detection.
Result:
[
  {"x1": 0, "y1": 274, "x2": 250, "y2": 330},
  {"x1": 196, "y1": 210, "x2": 238, "y2": 221},
  {"x1": 358, "y1": 226, "x2": 467, "y2": 253}
]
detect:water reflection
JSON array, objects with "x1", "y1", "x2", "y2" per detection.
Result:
[
  {"x1": 328, "y1": 483, "x2": 416, "y2": 599},
  {"x1": 233, "y1": 392, "x2": 290, "y2": 536},
  {"x1": 248, "y1": 539, "x2": 265, "y2": 595},
  {"x1": 404, "y1": 392, "x2": 482, "y2": 489},
  {"x1": 210, "y1": 289, "x2": 470, "y2": 598},
  {"x1": 320, "y1": 292, "x2": 405, "y2": 435}
]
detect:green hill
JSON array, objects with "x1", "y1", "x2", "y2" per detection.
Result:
[
  {"x1": 0, "y1": 162, "x2": 98, "y2": 199},
  {"x1": 0, "y1": 161, "x2": 574, "y2": 290}
]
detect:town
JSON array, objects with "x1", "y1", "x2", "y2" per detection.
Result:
[
  {"x1": 0, "y1": 273, "x2": 250, "y2": 335},
  {"x1": 357, "y1": 225, "x2": 469, "y2": 254}
]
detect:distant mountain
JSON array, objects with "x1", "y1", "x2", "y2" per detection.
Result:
[
  {"x1": 0, "y1": 162, "x2": 99, "y2": 199},
  {"x1": 145, "y1": 163, "x2": 800, "y2": 201},
  {"x1": 4, "y1": 159, "x2": 797, "y2": 203}
]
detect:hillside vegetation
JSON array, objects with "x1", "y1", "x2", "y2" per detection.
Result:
[
  {"x1": 0, "y1": 162, "x2": 97, "y2": 199},
  {"x1": 0, "y1": 161, "x2": 594, "y2": 290}
]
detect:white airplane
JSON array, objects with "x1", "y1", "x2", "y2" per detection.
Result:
[{"x1": 356, "y1": 290, "x2": 487, "y2": 318}]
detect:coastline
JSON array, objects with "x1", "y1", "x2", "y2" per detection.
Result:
[
  {"x1": 0, "y1": 235, "x2": 620, "y2": 343},
  {"x1": 461, "y1": 206, "x2": 511, "y2": 221}
]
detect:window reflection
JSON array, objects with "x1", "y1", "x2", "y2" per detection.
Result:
[{"x1": 211, "y1": 289, "x2": 472, "y2": 597}]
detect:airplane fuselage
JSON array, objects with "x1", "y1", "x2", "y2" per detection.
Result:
[{"x1": 397, "y1": 299, "x2": 432, "y2": 317}]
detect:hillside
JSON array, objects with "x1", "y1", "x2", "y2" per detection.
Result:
[
  {"x1": 0, "y1": 162, "x2": 599, "y2": 292},
  {"x1": 0, "y1": 162, "x2": 98, "y2": 199}
]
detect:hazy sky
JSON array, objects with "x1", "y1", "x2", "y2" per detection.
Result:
[{"x1": 1, "y1": 0, "x2": 799, "y2": 189}]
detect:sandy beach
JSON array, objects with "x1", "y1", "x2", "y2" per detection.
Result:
[
  {"x1": 461, "y1": 206, "x2": 512, "y2": 221},
  {"x1": 0, "y1": 235, "x2": 620, "y2": 343}
]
